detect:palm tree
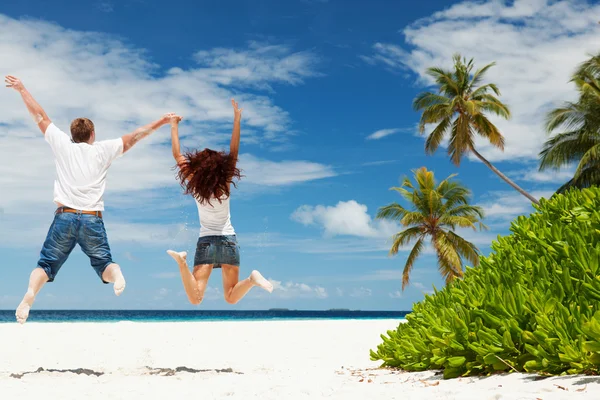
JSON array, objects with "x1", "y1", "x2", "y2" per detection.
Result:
[
  {"x1": 414, "y1": 54, "x2": 540, "y2": 205},
  {"x1": 376, "y1": 167, "x2": 486, "y2": 291},
  {"x1": 539, "y1": 53, "x2": 600, "y2": 193}
]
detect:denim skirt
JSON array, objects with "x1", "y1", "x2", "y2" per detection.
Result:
[{"x1": 193, "y1": 235, "x2": 240, "y2": 268}]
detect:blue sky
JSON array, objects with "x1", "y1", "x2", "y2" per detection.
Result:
[{"x1": 0, "y1": 0, "x2": 598, "y2": 310}]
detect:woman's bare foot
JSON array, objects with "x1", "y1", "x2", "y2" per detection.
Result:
[
  {"x1": 167, "y1": 250, "x2": 187, "y2": 264},
  {"x1": 250, "y1": 270, "x2": 273, "y2": 293}
]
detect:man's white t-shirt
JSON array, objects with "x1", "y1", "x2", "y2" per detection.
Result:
[{"x1": 45, "y1": 123, "x2": 123, "y2": 211}]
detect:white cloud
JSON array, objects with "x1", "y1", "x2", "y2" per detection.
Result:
[
  {"x1": 193, "y1": 42, "x2": 321, "y2": 91},
  {"x1": 479, "y1": 190, "x2": 554, "y2": 222},
  {"x1": 239, "y1": 154, "x2": 336, "y2": 186},
  {"x1": 361, "y1": 160, "x2": 400, "y2": 167},
  {"x1": 389, "y1": 290, "x2": 403, "y2": 299},
  {"x1": 508, "y1": 166, "x2": 575, "y2": 184},
  {"x1": 96, "y1": 1, "x2": 114, "y2": 12},
  {"x1": 291, "y1": 200, "x2": 399, "y2": 238},
  {"x1": 335, "y1": 287, "x2": 344, "y2": 297},
  {"x1": 350, "y1": 287, "x2": 372, "y2": 298},
  {"x1": 412, "y1": 282, "x2": 435, "y2": 295},
  {"x1": 366, "y1": 128, "x2": 402, "y2": 140},
  {"x1": 154, "y1": 288, "x2": 170, "y2": 300},
  {"x1": 268, "y1": 279, "x2": 328, "y2": 299},
  {"x1": 363, "y1": 0, "x2": 600, "y2": 162},
  {"x1": 353, "y1": 269, "x2": 403, "y2": 282},
  {"x1": 202, "y1": 286, "x2": 222, "y2": 301}
]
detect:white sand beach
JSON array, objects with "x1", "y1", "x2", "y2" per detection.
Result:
[{"x1": 0, "y1": 319, "x2": 596, "y2": 399}]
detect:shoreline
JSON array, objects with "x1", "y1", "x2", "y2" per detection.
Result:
[
  {"x1": 0, "y1": 309, "x2": 409, "y2": 323},
  {"x1": 0, "y1": 317, "x2": 407, "y2": 324}
]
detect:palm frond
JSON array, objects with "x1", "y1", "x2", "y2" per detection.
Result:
[
  {"x1": 471, "y1": 83, "x2": 500, "y2": 98},
  {"x1": 419, "y1": 104, "x2": 454, "y2": 130},
  {"x1": 447, "y1": 115, "x2": 475, "y2": 166},
  {"x1": 426, "y1": 67, "x2": 459, "y2": 97},
  {"x1": 469, "y1": 61, "x2": 496, "y2": 92},
  {"x1": 433, "y1": 233, "x2": 463, "y2": 284},
  {"x1": 544, "y1": 103, "x2": 587, "y2": 133},
  {"x1": 575, "y1": 143, "x2": 600, "y2": 178},
  {"x1": 538, "y1": 130, "x2": 600, "y2": 170},
  {"x1": 376, "y1": 202, "x2": 408, "y2": 222},
  {"x1": 474, "y1": 95, "x2": 510, "y2": 119},
  {"x1": 472, "y1": 114, "x2": 505, "y2": 150},
  {"x1": 400, "y1": 211, "x2": 427, "y2": 227},
  {"x1": 401, "y1": 237, "x2": 425, "y2": 290},
  {"x1": 445, "y1": 230, "x2": 481, "y2": 266},
  {"x1": 389, "y1": 227, "x2": 423, "y2": 255},
  {"x1": 424, "y1": 117, "x2": 452, "y2": 154},
  {"x1": 438, "y1": 215, "x2": 479, "y2": 230},
  {"x1": 413, "y1": 92, "x2": 451, "y2": 112}
]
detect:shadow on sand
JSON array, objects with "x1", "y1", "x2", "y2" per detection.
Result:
[
  {"x1": 8, "y1": 366, "x2": 244, "y2": 379},
  {"x1": 10, "y1": 367, "x2": 103, "y2": 379},
  {"x1": 144, "y1": 366, "x2": 243, "y2": 376}
]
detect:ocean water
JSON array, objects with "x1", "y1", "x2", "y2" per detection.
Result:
[{"x1": 0, "y1": 309, "x2": 408, "y2": 323}]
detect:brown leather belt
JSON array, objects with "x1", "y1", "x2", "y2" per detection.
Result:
[{"x1": 56, "y1": 207, "x2": 103, "y2": 218}]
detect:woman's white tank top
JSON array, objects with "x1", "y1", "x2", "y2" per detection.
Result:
[{"x1": 195, "y1": 195, "x2": 235, "y2": 237}]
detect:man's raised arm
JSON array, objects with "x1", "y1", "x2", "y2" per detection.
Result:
[
  {"x1": 5, "y1": 76, "x2": 51, "y2": 134},
  {"x1": 121, "y1": 113, "x2": 178, "y2": 153}
]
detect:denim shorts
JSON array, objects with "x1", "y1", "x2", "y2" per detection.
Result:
[
  {"x1": 37, "y1": 210, "x2": 115, "y2": 283},
  {"x1": 194, "y1": 235, "x2": 240, "y2": 268}
]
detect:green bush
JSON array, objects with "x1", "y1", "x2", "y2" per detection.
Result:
[{"x1": 371, "y1": 187, "x2": 600, "y2": 378}]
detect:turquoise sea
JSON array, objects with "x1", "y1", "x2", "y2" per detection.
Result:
[{"x1": 0, "y1": 309, "x2": 408, "y2": 323}]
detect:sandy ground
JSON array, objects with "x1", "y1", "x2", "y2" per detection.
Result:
[{"x1": 0, "y1": 319, "x2": 597, "y2": 399}]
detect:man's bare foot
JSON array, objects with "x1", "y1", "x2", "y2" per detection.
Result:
[
  {"x1": 113, "y1": 273, "x2": 126, "y2": 296},
  {"x1": 167, "y1": 250, "x2": 187, "y2": 264},
  {"x1": 15, "y1": 290, "x2": 35, "y2": 324},
  {"x1": 250, "y1": 270, "x2": 273, "y2": 293}
]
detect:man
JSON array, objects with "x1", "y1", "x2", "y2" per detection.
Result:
[{"x1": 5, "y1": 75, "x2": 178, "y2": 324}]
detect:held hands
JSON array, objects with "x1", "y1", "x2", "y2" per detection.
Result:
[
  {"x1": 162, "y1": 112, "x2": 183, "y2": 126},
  {"x1": 5, "y1": 75, "x2": 25, "y2": 92},
  {"x1": 232, "y1": 98, "x2": 242, "y2": 120}
]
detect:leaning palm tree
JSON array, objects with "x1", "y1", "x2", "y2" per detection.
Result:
[
  {"x1": 376, "y1": 167, "x2": 486, "y2": 291},
  {"x1": 539, "y1": 53, "x2": 600, "y2": 193},
  {"x1": 414, "y1": 54, "x2": 540, "y2": 205}
]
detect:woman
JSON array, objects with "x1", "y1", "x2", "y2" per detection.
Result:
[{"x1": 167, "y1": 99, "x2": 273, "y2": 305}]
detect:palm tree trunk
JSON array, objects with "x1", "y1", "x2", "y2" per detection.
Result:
[{"x1": 471, "y1": 148, "x2": 540, "y2": 205}]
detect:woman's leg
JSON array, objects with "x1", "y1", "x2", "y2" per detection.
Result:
[
  {"x1": 167, "y1": 250, "x2": 213, "y2": 305},
  {"x1": 221, "y1": 265, "x2": 273, "y2": 304}
]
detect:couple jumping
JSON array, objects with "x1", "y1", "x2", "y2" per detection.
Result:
[{"x1": 5, "y1": 76, "x2": 273, "y2": 324}]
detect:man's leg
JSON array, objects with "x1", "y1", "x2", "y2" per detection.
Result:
[
  {"x1": 78, "y1": 215, "x2": 125, "y2": 296},
  {"x1": 15, "y1": 269, "x2": 49, "y2": 324},
  {"x1": 101, "y1": 263, "x2": 126, "y2": 296},
  {"x1": 17, "y1": 213, "x2": 77, "y2": 324}
]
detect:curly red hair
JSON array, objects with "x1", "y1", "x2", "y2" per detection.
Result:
[{"x1": 176, "y1": 148, "x2": 242, "y2": 206}]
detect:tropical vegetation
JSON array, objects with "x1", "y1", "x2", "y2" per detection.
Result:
[
  {"x1": 371, "y1": 187, "x2": 600, "y2": 378},
  {"x1": 539, "y1": 53, "x2": 600, "y2": 193},
  {"x1": 376, "y1": 167, "x2": 485, "y2": 290},
  {"x1": 413, "y1": 54, "x2": 539, "y2": 204}
]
